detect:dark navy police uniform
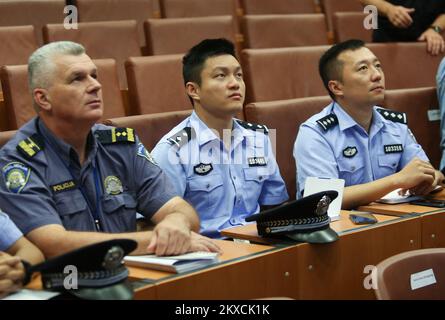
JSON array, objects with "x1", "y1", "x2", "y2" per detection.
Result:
[{"x1": 0, "y1": 118, "x2": 178, "y2": 235}]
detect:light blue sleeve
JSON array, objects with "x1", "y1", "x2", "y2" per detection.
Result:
[
  {"x1": 437, "y1": 57, "x2": 445, "y2": 170},
  {"x1": 258, "y1": 136, "x2": 289, "y2": 205},
  {"x1": 399, "y1": 127, "x2": 429, "y2": 169},
  {"x1": 0, "y1": 211, "x2": 23, "y2": 251},
  {"x1": 151, "y1": 142, "x2": 187, "y2": 196},
  {"x1": 293, "y1": 125, "x2": 340, "y2": 199}
]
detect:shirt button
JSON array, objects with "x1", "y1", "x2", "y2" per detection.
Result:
[
  {"x1": 233, "y1": 176, "x2": 236, "y2": 180},
  {"x1": 259, "y1": 176, "x2": 263, "y2": 181},
  {"x1": 351, "y1": 166, "x2": 355, "y2": 171},
  {"x1": 206, "y1": 184, "x2": 210, "y2": 189},
  {"x1": 231, "y1": 218, "x2": 236, "y2": 224}
]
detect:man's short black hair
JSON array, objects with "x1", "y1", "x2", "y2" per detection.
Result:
[
  {"x1": 319, "y1": 39, "x2": 365, "y2": 100},
  {"x1": 183, "y1": 38, "x2": 237, "y2": 105}
]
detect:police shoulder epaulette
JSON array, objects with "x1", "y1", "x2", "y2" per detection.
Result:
[
  {"x1": 167, "y1": 127, "x2": 194, "y2": 148},
  {"x1": 16, "y1": 133, "x2": 44, "y2": 159},
  {"x1": 95, "y1": 127, "x2": 136, "y2": 145},
  {"x1": 376, "y1": 107, "x2": 407, "y2": 125},
  {"x1": 316, "y1": 113, "x2": 338, "y2": 132},
  {"x1": 236, "y1": 120, "x2": 269, "y2": 134}
]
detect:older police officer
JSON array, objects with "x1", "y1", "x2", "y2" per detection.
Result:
[
  {"x1": 0, "y1": 41, "x2": 220, "y2": 258},
  {"x1": 152, "y1": 39, "x2": 288, "y2": 238},
  {"x1": 294, "y1": 39, "x2": 444, "y2": 209}
]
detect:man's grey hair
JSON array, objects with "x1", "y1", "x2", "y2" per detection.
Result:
[{"x1": 28, "y1": 41, "x2": 85, "y2": 94}]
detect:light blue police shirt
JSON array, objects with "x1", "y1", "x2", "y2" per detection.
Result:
[
  {"x1": 152, "y1": 111, "x2": 289, "y2": 238},
  {"x1": 436, "y1": 57, "x2": 445, "y2": 170},
  {"x1": 294, "y1": 102, "x2": 429, "y2": 198},
  {"x1": 0, "y1": 211, "x2": 22, "y2": 251}
]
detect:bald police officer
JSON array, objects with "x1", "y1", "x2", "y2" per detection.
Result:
[
  {"x1": 294, "y1": 39, "x2": 444, "y2": 209},
  {"x1": 152, "y1": 39, "x2": 288, "y2": 238},
  {"x1": 0, "y1": 41, "x2": 220, "y2": 258}
]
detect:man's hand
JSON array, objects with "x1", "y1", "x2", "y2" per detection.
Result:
[
  {"x1": 188, "y1": 232, "x2": 221, "y2": 254},
  {"x1": 410, "y1": 170, "x2": 445, "y2": 195},
  {"x1": 147, "y1": 213, "x2": 191, "y2": 256},
  {"x1": 386, "y1": 5, "x2": 415, "y2": 28},
  {"x1": 396, "y1": 158, "x2": 435, "y2": 195},
  {"x1": 0, "y1": 252, "x2": 25, "y2": 298},
  {"x1": 418, "y1": 29, "x2": 445, "y2": 56}
]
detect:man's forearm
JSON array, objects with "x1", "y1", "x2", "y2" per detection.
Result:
[
  {"x1": 342, "y1": 174, "x2": 400, "y2": 209},
  {"x1": 27, "y1": 225, "x2": 153, "y2": 258},
  {"x1": 431, "y1": 14, "x2": 445, "y2": 31}
]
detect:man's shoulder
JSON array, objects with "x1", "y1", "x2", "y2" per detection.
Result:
[
  {"x1": 0, "y1": 120, "x2": 46, "y2": 164},
  {"x1": 154, "y1": 116, "x2": 194, "y2": 150},
  {"x1": 93, "y1": 124, "x2": 138, "y2": 146},
  {"x1": 374, "y1": 106, "x2": 408, "y2": 126},
  {"x1": 300, "y1": 104, "x2": 337, "y2": 133}
]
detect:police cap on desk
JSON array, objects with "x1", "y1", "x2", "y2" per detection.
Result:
[
  {"x1": 245, "y1": 190, "x2": 339, "y2": 244},
  {"x1": 29, "y1": 239, "x2": 137, "y2": 300}
]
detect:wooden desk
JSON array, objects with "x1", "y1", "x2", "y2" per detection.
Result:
[
  {"x1": 220, "y1": 211, "x2": 421, "y2": 299},
  {"x1": 358, "y1": 189, "x2": 445, "y2": 216},
  {"x1": 221, "y1": 210, "x2": 401, "y2": 243},
  {"x1": 130, "y1": 240, "x2": 299, "y2": 299}
]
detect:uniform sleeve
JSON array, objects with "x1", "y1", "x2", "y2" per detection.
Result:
[
  {"x1": 151, "y1": 141, "x2": 187, "y2": 196},
  {"x1": 132, "y1": 139, "x2": 180, "y2": 219},
  {"x1": 294, "y1": 125, "x2": 340, "y2": 199},
  {"x1": 258, "y1": 136, "x2": 289, "y2": 205},
  {"x1": 437, "y1": 57, "x2": 445, "y2": 170},
  {"x1": 0, "y1": 211, "x2": 23, "y2": 251},
  {"x1": 0, "y1": 157, "x2": 63, "y2": 235},
  {"x1": 399, "y1": 127, "x2": 429, "y2": 169}
]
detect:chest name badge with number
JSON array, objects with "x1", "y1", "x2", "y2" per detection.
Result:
[
  {"x1": 248, "y1": 157, "x2": 267, "y2": 167},
  {"x1": 384, "y1": 144, "x2": 403, "y2": 154}
]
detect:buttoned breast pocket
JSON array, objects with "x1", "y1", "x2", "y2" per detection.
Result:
[
  {"x1": 377, "y1": 154, "x2": 401, "y2": 179},
  {"x1": 54, "y1": 190, "x2": 89, "y2": 231},
  {"x1": 243, "y1": 167, "x2": 270, "y2": 212},
  {"x1": 102, "y1": 192, "x2": 137, "y2": 232},
  {"x1": 337, "y1": 158, "x2": 365, "y2": 186},
  {"x1": 187, "y1": 174, "x2": 224, "y2": 215}
]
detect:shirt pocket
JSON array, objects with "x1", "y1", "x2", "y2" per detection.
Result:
[
  {"x1": 242, "y1": 167, "x2": 270, "y2": 212},
  {"x1": 337, "y1": 158, "x2": 365, "y2": 186},
  {"x1": 102, "y1": 192, "x2": 137, "y2": 232},
  {"x1": 54, "y1": 190, "x2": 89, "y2": 230},
  {"x1": 377, "y1": 154, "x2": 400, "y2": 178},
  {"x1": 187, "y1": 174, "x2": 224, "y2": 214}
]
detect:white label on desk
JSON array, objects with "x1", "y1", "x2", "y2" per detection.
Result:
[
  {"x1": 427, "y1": 109, "x2": 440, "y2": 122},
  {"x1": 410, "y1": 268, "x2": 437, "y2": 290}
]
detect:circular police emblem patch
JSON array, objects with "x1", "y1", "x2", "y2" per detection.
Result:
[
  {"x1": 104, "y1": 176, "x2": 123, "y2": 195},
  {"x1": 2, "y1": 162, "x2": 31, "y2": 194}
]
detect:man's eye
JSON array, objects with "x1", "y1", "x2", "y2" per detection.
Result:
[
  {"x1": 375, "y1": 63, "x2": 382, "y2": 69},
  {"x1": 215, "y1": 74, "x2": 225, "y2": 78},
  {"x1": 236, "y1": 72, "x2": 243, "y2": 78},
  {"x1": 359, "y1": 66, "x2": 368, "y2": 71},
  {"x1": 91, "y1": 74, "x2": 98, "y2": 79}
]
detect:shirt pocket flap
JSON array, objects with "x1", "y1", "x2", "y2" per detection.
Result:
[
  {"x1": 102, "y1": 193, "x2": 137, "y2": 213},
  {"x1": 188, "y1": 174, "x2": 223, "y2": 192},
  {"x1": 378, "y1": 154, "x2": 399, "y2": 169},
  {"x1": 55, "y1": 191, "x2": 87, "y2": 216},
  {"x1": 337, "y1": 159, "x2": 365, "y2": 173},
  {"x1": 243, "y1": 167, "x2": 270, "y2": 181}
]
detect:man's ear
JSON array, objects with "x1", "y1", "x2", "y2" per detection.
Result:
[
  {"x1": 185, "y1": 82, "x2": 200, "y2": 104},
  {"x1": 33, "y1": 88, "x2": 51, "y2": 111},
  {"x1": 328, "y1": 80, "x2": 343, "y2": 99}
]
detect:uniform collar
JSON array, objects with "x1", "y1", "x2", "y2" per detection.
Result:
[
  {"x1": 37, "y1": 118, "x2": 99, "y2": 167},
  {"x1": 332, "y1": 102, "x2": 385, "y2": 135},
  {"x1": 189, "y1": 111, "x2": 250, "y2": 148}
]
